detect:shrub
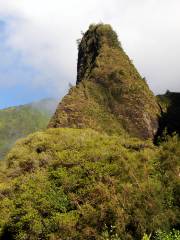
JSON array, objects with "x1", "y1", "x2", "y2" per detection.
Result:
[{"x1": 0, "y1": 129, "x2": 179, "y2": 239}]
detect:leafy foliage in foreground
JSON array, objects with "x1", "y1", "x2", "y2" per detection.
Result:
[
  {"x1": 0, "y1": 98, "x2": 58, "y2": 159},
  {"x1": 155, "y1": 229, "x2": 180, "y2": 240},
  {"x1": 143, "y1": 230, "x2": 180, "y2": 240},
  {"x1": 0, "y1": 128, "x2": 179, "y2": 239}
]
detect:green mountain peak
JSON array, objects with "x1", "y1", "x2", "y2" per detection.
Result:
[
  {"x1": 49, "y1": 24, "x2": 160, "y2": 139},
  {"x1": 77, "y1": 24, "x2": 121, "y2": 84}
]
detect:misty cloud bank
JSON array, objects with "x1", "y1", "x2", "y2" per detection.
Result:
[{"x1": 0, "y1": 0, "x2": 179, "y2": 97}]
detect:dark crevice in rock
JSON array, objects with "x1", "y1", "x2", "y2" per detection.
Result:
[{"x1": 154, "y1": 92, "x2": 180, "y2": 143}]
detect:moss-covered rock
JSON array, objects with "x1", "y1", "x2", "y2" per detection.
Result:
[{"x1": 49, "y1": 24, "x2": 160, "y2": 139}]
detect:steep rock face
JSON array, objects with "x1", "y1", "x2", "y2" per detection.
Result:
[{"x1": 49, "y1": 24, "x2": 160, "y2": 139}]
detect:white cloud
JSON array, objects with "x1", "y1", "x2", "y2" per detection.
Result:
[{"x1": 0, "y1": 0, "x2": 179, "y2": 95}]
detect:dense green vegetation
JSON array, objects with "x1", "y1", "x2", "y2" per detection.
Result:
[
  {"x1": 0, "y1": 98, "x2": 58, "y2": 159},
  {"x1": 0, "y1": 128, "x2": 179, "y2": 239},
  {"x1": 155, "y1": 229, "x2": 180, "y2": 240}
]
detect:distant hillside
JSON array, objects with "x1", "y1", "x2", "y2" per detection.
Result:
[{"x1": 0, "y1": 98, "x2": 58, "y2": 159}]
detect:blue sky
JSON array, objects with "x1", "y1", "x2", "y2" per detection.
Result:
[
  {"x1": 0, "y1": 0, "x2": 180, "y2": 109},
  {"x1": 0, "y1": 19, "x2": 62, "y2": 109}
]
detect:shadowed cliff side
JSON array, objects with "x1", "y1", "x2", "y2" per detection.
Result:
[
  {"x1": 156, "y1": 91, "x2": 180, "y2": 140},
  {"x1": 49, "y1": 24, "x2": 160, "y2": 139}
]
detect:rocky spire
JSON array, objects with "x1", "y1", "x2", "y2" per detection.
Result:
[
  {"x1": 77, "y1": 24, "x2": 120, "y2": 84},
  {"x1": 49, "y1": 24, "x2": 160, "y2": 139}
]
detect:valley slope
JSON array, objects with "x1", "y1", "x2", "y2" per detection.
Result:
[{"x1": 0, "y1": 98, "x2": 58, "y2": 159}]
